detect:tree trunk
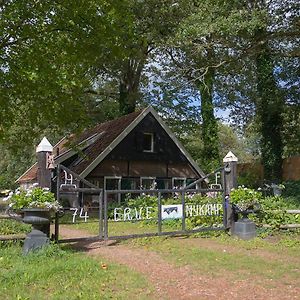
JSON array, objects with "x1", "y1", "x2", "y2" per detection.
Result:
[
  {"x1": 256, "y1": 43, "x2": 284, "y2": 181},
  {"x1": 197, "y1": 66, "x2": 220, "y2": 171},
  {"x1": 119, "y1": 57, "x2": 146, "y2": 115}
]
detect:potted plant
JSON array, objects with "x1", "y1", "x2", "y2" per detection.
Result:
[
  {"x1": 229, "y1": 186, "x2": 261, "y2": 240},
  {"x1": 4, "y1": 185, "x2": 62, "y2": 254},
  {"x1": 230, "y1": 186, "x2": 262, "y2": 220}
]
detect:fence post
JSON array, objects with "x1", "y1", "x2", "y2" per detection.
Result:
[
  {"x1": 158, "y1": 192, "x2": 162, "y2": 235},
  {"x1": 181, "y1": 191, "x2": 186, "y2": 232},
  {"x1": 99, "y1": 190, "x2": 103, "y2": 239},
  {"x1": 36, "y1": 137, "x2": 53, "y2": 189},
  {"x1": 104, "y1": 191, "x2": 108, "y2": 240},
  {"x1": 223, "y1": 151, "x2": 238, "y2": 230},
  {"x1": 54, "y1": 164, "x2": 61, "y2": 243}
]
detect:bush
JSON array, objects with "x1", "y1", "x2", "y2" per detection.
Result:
[
  {"x1": 282, "y1": 180, "x2": 300, "y2": 204},
  {"x1": 229, "y1": 186, "x2": 300, "y2": 228},
  {"x1": 254, "y1": 196, "x2": 300, "y2": 228},
  {"x1": 4, "y1": 187, "x2": 61, "y2": 212}
]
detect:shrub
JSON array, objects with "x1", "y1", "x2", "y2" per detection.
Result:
[
  {"x1": 230, "y1": 186, "x2": 263, "y2": 210},
  {"x1": 254, "y1": 196, "x2": 300, "y2": 228},
  {"x1": 4, "y1": 187, "x2": 61, "y2": 212}
]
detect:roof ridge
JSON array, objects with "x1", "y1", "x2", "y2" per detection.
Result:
[{"x1": 87, "y1": 109, "x2": 144, "y2": 132}]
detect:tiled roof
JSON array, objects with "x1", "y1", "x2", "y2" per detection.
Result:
[
  {"x1": 17, "y1": 162, "x2": 38, "y2": 183},
  {"x1": 68, "y1": 110, "x2": 142, "y2": 174},
  {"x1": 17, "y1": 110, "x2": 143, "y2": 183}
]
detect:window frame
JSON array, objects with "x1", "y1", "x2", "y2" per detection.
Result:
[
  {"x1": 140, "y1": 177, "x2": 156, "y2": 189},
  {"x1": 142, "y1": 132, "x2": 154, "y2": 153},
  {"x1": 104, "y1": 176, "x2": 122, "y2": 204},
  {"x1": 172, "y1": 177, "x2": 186, "y2": 189}
]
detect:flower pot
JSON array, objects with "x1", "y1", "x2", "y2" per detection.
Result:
[{"x1": 22, "y1": 208, "x2": 51, "y2": 255}]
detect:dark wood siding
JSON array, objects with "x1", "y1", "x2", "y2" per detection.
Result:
[
  {"x1": 90, "y1": 160, "x2": 128, "y2": 177},
  {"x1": 107, "y1": 114, "x2": 188, "y2": 163},
  {"x1": 85, "y1": 114, "x2": 200, "y2": 180}
]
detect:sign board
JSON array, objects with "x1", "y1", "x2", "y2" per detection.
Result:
[{"x1": 161, "y1": 204, "x2": 183, "y2": 220}]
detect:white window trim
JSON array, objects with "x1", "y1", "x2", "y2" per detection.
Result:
[
  {"x1": 143, "y1": 132, "x2": 154, "y2": 153},
  {"x1": 104, "y1": 176, "x2": 121, "y2": 204},
  {"x1": 140, "y1": 177, "x2": 156, "y2": 189},
  {"x1": 172, "y1": 177, "x2": 186, "y2": 189}
]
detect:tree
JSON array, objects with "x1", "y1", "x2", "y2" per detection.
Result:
[
  {"x1": 1, "y1": 0, "x2": 191, "y2": 148},
  {"x1": 151, "y1": 0, "x2": 265, "y2": 170},
  {"x1": 179, "y1": 121, "x2": 254, "y2": 172},
  {"x1": 165, "y1": 0, "x2": 299, "y2": 180},
  {"x1": 0, "y1": 0, "x2": 128, "y2": 147}
]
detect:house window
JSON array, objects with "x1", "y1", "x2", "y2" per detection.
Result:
[
  {"x1": 172, "y1": 178, "x2": 186, "y2": 189},
  {"x1": 143, "y1": 133, "x2": 154, "y2": 152},
  {"x1": 140, "y1": 177, "x2": 156, "y2": 189},
  {"x1": 104, "y1": 176, "x2": 121, "y2": 204},
  {"x1": 156, "y1": 178, "x2": 170, "y2": 190}
]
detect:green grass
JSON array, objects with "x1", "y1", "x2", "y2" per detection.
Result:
[
  {"x1": 0, "y1": 219, "x2": 31, "y2": 235},
  {"x1": 122, "y1": 232, "x2": 300, "y2": 282},
  {"x1": 68, "y1": 217, "x2": 300, "y2": 283},
  {"x1": 69, "y1": 219, "x2": 183, "y2": 237},
  {"x1": 0, "y1": 243, "x2": 153, "y2": 300},
  {"x1": 1, "y1": 222, "x2": 299, "y2": 299}
]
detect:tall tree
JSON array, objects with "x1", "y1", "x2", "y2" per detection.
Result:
[{"x1": 161, "y1": 0, "x2": 299, "y2": 179}]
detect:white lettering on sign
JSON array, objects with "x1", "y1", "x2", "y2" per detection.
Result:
[
  {"x1": 135, "y1": 207, "x2": 143, "y2": 220},
  {"x1": 70, "y1": 208, "x2": 89, "y2": 223},
  {"x1": 124, "y1": 208, "x2": 132, "y2": 221},
  {"x1": 185, "y1": 204, "x2": 223, "y2": 217},
  {"x1": 113, "y1": 207, "x2": 154, "y2": 222},
  {"x1": 146, "y1": 207, "x2": 153, "y2": 219},
  {"x1": 112, "y1": 204, "x2": 222, "y2": 222},
  {"x1": 114, "y1": 208, "x2": 122, "y2": 222}
]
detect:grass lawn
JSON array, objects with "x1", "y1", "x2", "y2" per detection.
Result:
[
  {"x1": 1, "y1": 217, "x2": 299, "y2": 299},
  {"x1": 0, "y1": 219, "x2": 31, "y2": 235},
  {"x1": 62, "y1": 218, "x2": 300, "y2": 285},
  {"x1": 0, "y1": 242, "x2": 153, "y2": 300},
  {"x1": 122, "y1": 230, "x2": 300, "y2": 284}
]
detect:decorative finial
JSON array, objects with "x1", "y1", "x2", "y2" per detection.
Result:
[
  {"x1": 36, "y1": 137, "x2": 53, "y2": 153},
  {"x1": 223, "y1": 151, "x2": 238, "y2": 163}
]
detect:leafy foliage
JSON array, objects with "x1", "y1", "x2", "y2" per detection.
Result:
[
  {"x1": 229, "y1": 185, "x2": 300, "y2": 228},
  {"x1": 230, "y1": 186, "x2": 263, "y2": 211},
  {"x1": 5, "y1": 187, "x2": 60, "y2": 211},
  {"x1": 254, "y1": 196, "x2": 300, "y2": 228}
]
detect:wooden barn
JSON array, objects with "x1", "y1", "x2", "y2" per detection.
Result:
[{"x1": 17, "y1": 107, "x2": 205, "y2": 204}]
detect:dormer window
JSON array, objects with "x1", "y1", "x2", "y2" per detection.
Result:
[{"x1": 143, "y1": 133, "x2": 154, "y2": 152}]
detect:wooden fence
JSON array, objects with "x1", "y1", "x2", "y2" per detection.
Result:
[{"x1": 237, "y1": 155, "x2": 300, "y2": 182}]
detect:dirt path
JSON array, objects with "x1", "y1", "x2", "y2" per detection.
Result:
[{"x1": 59, "y1": 226, "x2": 300, "y2": 300}]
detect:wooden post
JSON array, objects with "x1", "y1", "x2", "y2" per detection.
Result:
[
  {"x1": 36, "y1": 137, "x2": 53, "y2": 188},
  {"x1": 158, "y1": 192, "x2": 162, "y2": 235},
  {"x1": 223, "y1": 151, "x2": 238, "y2": 230}
]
